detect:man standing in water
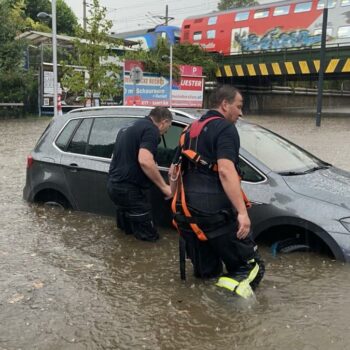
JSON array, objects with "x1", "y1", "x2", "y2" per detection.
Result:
[
  {"x1": 108, "y1": 107, "x2": 173, "y2": 242},
  {"x1": 170, "y1": 85, "x2": 264, "y2": 298}
]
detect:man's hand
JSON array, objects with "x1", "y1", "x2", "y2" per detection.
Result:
[
  {"x1": 162, "y1": 184, "x2": 172, "y2": 199},
  {"x1": 236, "y1": 212, "x2": 251, "y2": 239}
]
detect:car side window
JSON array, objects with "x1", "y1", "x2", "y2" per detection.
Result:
[
  {"x1": 87, "y1": 117, "x2": 138, "y2": 158},
  {"x1": 239, "y1": 157, "x2": 265, "y2": 183},
  {"x1": 55, "y1": 119, "x2": 80, "y2": 151},
  {"x1": 156, "y1": 123, "x2": 185, "y2": 167},
  {"x1": 66, "y1": 118, "x2": 93, "y2": 154}
]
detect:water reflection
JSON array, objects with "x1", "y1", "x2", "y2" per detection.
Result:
[{"x1": 1, "y1": 117, "x2": 350, "y2": 350}]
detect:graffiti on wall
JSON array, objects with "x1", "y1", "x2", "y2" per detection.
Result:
[{"x1": 233, "y1": 27, "x2": 322, "y2": 52}]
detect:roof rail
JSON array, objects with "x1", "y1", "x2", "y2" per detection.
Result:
[{"x1": 67, "y1": 106, "x2": 197, "y2": 119}]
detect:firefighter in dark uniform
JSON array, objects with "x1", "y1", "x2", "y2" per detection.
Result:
[
  {"x1": 170, "y1": 85, "x2": 264, "y2": 298},
  {"x1": 107, "y1": 106, "x2": 173, "y2": 242}
]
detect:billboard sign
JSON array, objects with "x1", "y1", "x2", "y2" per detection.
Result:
[{"x1": 123, "y1": 61, "x2": 203, "y2": 107}]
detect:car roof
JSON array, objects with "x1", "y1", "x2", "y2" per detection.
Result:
[{"x1": 67, "y1": 106, "x2": 198, "y2": 121}]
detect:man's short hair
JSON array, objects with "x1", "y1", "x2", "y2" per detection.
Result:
[
  {"x1": 149, "y1": 107, "x2": 173, "y2": 123},
  {"x1": 209, "y1": 85, "x2": 240, "y2": 109}
]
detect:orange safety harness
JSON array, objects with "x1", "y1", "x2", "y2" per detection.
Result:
[{"x1": 171, "y1": 116, "x2": 251, "y2": 242}]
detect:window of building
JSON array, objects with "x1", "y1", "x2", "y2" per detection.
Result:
[
  {"x1": 317, "y1": 0, "x2": 337, "y2": 9},
  {"x1": 314, "y1": 27, "x2": 333, "y2": 36},
  {"x1": 235, "y1": 11, "x2": 250, "y2": 21},
  {"x1": 207, "y1": 30, "x2": 216, "y2": 39},
  {"x1": 208, "y1": 16, "x2": 217, "y2": 25},
  {"x1": 294, "y1": 1, "x2": 312, "y2": 13},
  {"x1": 338, "y1": 26, "x2": 350, "y2": 37},
  {"x1": 273, "y1": 5, "x2": 290, "y2": 16},
  {"x1": 341, "y1": 0, "x2": 350, "y2": 6},
  {"x1": 193, "y1": 31, "x2": 202, "y2": 40},
  {"x1": 254, "y1": 9, "x2": 269, "y2": 19}
]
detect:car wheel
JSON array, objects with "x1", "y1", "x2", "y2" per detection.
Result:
[
  {"x1": 36, "y1": 190, "x2": 70, "y2": 210},
  {"x1": 43, "y1": 200, "x2": 66, "y2": 210},
  {"x1": 271, "y1": 238, "x2": 310, "y2": 256}
]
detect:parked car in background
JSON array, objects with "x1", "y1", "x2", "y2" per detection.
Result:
[{"x1": 23, "y1": 106, "x2": 350, "y2": 262}]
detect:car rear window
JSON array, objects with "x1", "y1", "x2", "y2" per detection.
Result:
[{"x1": 55, "y1": 119, "x2": 80, "y2": 151}]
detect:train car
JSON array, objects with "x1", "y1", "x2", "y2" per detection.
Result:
[
  {"x1": 180, "y1": 0, "x2": 350, "y2": 55},
  {"x1": 113, "y1": 25, "x2": 180, "y2": 50}
]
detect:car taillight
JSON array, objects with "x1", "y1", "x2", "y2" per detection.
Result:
[{"x1": 27, "y1": 155, "x2": 34, "y2": 169}]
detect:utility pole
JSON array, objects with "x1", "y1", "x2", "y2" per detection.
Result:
[
  {"x1": 153, "y1": 5, "x2": 174, "y2": 26},
  {"x1": 83, "y1": 0, "x2": 87, "y2": 31},
  {"x1": 315, "y1": 3, "x2": 328, "y2": 127}
]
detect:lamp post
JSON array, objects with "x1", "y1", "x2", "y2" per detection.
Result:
[
  {"x1": 169, "y1": 43, "x2": 173, "y2": 108},
  {"x1": 37, "y1": 0, "x2": 58, "y2": 118}
]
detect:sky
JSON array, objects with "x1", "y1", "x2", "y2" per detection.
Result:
[{"x1": 63, "y1": 0, "x2": 245, "y2": 34}]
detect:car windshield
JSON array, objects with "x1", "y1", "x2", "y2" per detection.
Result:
[{"x1": 237, "y1": 121, "x2": 327, "y2": 174}]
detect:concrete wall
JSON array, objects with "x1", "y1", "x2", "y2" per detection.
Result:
[{"x1": 245, "y1": 88, "x2": 350, "y2": 116}]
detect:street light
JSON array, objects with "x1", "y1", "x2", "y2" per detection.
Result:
[
  {"x1": 162, "y1": 44, "x2": 173, "y2": 108},
  {"x1": 37, "y1": 0, "x2": 58, "y2": 117},
  {"x1": 169, "y1": 43, "x2": 173, "y2": 108}
]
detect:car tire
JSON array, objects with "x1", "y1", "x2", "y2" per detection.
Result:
[
  {"x1": 43, "y1": 200, "x2": 66, "y2": 210},
  {"x1": 271, "y1": 238, "x2": 310, "y2": 256}
]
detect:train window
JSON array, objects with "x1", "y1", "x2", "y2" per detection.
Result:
[
  {"x1": 314, "y1": 27, "x2": 333, "y2": 36},
  {"x1": 193, "y1": 31, "x2": 202, "y2": 40},
  {"x1": 254, "y1": 9, "x2": 269, "y2": 19},
  {"x1": 208, "y1": 16, "x2": 217, "y2": 25},
  {"x1": 273, "y1": 5, "x2": 290, "y2": 16},
  {"x1": 235, "y1": 11, "x2": 250, "y2": 21},
  {"x1": 341, "y1": 0, "x2": 350, "y2": 6},
  {"x1": 294, "y1": 2, "x2": 312, "y2": 12},
  {"x1": 207, "y1": 30, "x2": 216, "y2": 39},
  {"x1": 317, "y1": 0, "x2": 337, "y2": 9},
  {"x1": 338, "y1": 26, "x2": 350, "y2": 37}
]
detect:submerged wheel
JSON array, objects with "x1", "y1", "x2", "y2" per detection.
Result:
[
  {"x1": 271, "y1": 238, "x2": 310, "y2": 256},
  {"x1": 36, "y1": 190, "x2": 70, "y2": 210},
  {"x1": 43, "y1": 200, "x2": 66, "y2": 210}
]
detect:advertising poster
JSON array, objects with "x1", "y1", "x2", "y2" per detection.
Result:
[{"x1": 123, "y1": 61, "x2": 203, "y2": 108}]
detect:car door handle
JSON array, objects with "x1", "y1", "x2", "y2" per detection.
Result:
[{"x1": 67, "y1": 163, "x2": 79, "y2": 172}]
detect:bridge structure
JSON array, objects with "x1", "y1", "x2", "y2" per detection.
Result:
[{"x1": 215, "y1": 43, "x2": 350, "y2": 84}]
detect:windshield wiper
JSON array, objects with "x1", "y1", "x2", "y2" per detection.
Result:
[
  {"x1": 279, "y1": 165, "x2": 330, "y2": 176},
  {"x1": 278, "y1": 171, "x2": 305, "y2": 176},
  {"x1": 302, "y1": 165, "x2": 331, "y2": 174}
]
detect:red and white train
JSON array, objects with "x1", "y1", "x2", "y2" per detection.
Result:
[{"x1": 180, "y1": 0, "x2": 350, "y2": 55}]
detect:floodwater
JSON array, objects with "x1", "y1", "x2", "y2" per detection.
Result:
[{"x1": 1, "y1": 115, "x2": 350, "y2": 350}]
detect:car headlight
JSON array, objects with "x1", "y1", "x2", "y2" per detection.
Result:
[{"x1": 340, "y1": 217, "x2": 350, "y2": 233}]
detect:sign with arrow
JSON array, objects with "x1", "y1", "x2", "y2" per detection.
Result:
[{"x1": 123, "y1": 60, "x2": 203, "y2": 107}]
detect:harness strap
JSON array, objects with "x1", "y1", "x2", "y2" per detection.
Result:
[{"x1": 173, "y1": 210, "x2": 233, "y2": 226}]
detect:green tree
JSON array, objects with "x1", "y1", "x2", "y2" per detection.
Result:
[
  {"x1": 124, "y1": 38, "x2": 218, "y2": 81},
  {"x1": 61, "y1": 0, "x2": 122, "y2": 106},
  {"x1": 217, "y1": 0, "x2": 259, "y2": 11},
  {"x1": 24, "y1": 0, "x2": 78, "y2": 35},
  {"x1": 0, "y1": 0, "x2": 35, "y2": 105}
]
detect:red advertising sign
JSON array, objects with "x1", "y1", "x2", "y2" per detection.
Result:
[{"x1": 179, "y1": 65, "x2": 203, "y2": 77}]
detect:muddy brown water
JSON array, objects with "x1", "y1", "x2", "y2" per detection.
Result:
[{"x1": 1, "y1": 116, "x2": 350, "y2": 350}]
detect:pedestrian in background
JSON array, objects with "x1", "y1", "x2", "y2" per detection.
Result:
[
  {"x1": 170, "y1": 85, "x2": 264, "y2": 298},
  {"x1": 108, "y1": 106, "x2": 173, "y2": 242}
]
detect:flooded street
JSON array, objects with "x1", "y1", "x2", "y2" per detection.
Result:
[{"x1": 1, "y1": 115, "x2": 350, "y2": 350}]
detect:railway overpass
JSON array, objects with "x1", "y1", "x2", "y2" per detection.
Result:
[
  {"x1": 215, "y1": 43, "x2": 350, "y2": 83},
  {"x1": 213, "y1": 44, "x2": 350, "y2": 115}
]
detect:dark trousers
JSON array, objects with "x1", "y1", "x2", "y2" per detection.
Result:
[
  {"x1": 181, "y1": 229, "x2": 264, "y2": 289},
  {"x1": 107, "y1": 182, "x2": 159, "y2": 242}
]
